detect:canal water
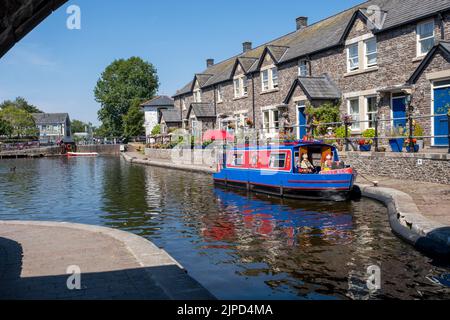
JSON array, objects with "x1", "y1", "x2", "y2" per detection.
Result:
[{"x1": 0, "y1": 156, "x2": 449, "y2": 300}]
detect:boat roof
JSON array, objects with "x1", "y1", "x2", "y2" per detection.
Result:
[{"x1": 228, "y1": 141, "x2": 337, "y2": 151}]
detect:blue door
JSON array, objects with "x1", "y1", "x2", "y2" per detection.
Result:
[
  {"x1": 298, "y1": 105, "x2": 306, "y2": 140},
  {"x1": 392, "y1": 97, "x2": 407, "y2": 130},
  {"x1": 434, "y1": 86, "x2": 450, "y2": 146}
]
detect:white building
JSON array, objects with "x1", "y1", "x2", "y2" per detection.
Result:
[{"x1": 140, "y1": 96, "x2": 175, "y2": 143}]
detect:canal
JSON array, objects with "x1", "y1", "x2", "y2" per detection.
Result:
[{"x1": 0, "y1": 156, "x2": 449, "y2": 300}]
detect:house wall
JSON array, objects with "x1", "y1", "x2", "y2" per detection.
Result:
[
  {"x1": 172, "y1": 11, "x2": 450, "y2": 145},
  {"x1": 143, "y1": 106, "x2": 159, "y2": 137}
]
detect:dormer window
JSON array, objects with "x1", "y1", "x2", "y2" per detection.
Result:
[
  {"x1": 181, "y1": 97, "x2": 186, "y2": 111},
  {"x1": 298, "y1": 60, "x2": 308, "y2": 77},
  {"x1": 234, "y1": 75, "x2": 248, "y2": 98},
  {"x1": 194, "y1": 89, "x2": 201, "y2": 103},
  {"x1": 347, "y1": 43, "x2": 359, "y2": 71},
  {"x1": 417, "y1": 20, "x2": 435, "y2": 57},
  {"x1": 261, "y1": 66, "x2": 278, "y2": 92},
  {"x1": 217, "y1": 85, "x2": 224, "y2": 103}
]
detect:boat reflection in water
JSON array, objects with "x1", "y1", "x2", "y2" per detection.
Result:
[{"x1": 203, "y1": 187, "x2": 354, "y2": 249}]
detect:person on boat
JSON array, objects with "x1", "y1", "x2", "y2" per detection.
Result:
[
  {"x1": 299, "y1": 154, "x2": 315, "y2": 173},
  {"x1": 322, "y1": 154, "x2": 333, "y2": 172}
]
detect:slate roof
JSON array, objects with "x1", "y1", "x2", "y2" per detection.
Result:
[
  {"x1": 284, "y1": 75, "x2": 341, "y2": 102},
  {"x1": 187, "y1": 103, "x2": 216, "y2": 119},
  {"x1": 32, "y1": 113, "x2": 69, "y2": 125},
  {"x1": 161, "y1": 109, "x2": 182, "y2": 123},
  {"x1": 141, "y1": 96, "x2": 174, "y2": 108},
  {"x1": 174, "y1": 0, "x2": 450, "y2": 97},
  {"x1": 407, "y1": 41, "x2": 450, "y2": 84}
]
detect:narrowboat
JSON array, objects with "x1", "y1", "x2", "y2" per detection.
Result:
[
  {"x1": 213, "y1": 141, "x2": 358, "y2": 201},
  {"x1": 67, "y1": 152, "x2": 99, "y2": 157}
]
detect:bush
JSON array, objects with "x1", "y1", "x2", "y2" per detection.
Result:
[
  {"x1": 151, "y1": 124, "x2": 161, "y2": 136},
  {"x1": 305, "y1": 101, "x2": 341, "y2": 135},
  {"x1": 414, "y1": 122, "x2": 424, "y2": 139},
  {"x1": 335, "y1": 126, "x2": 351, "y2": 139},
  {"x1": 362, "y1": 128, "x2": 376, "y2": 139}
]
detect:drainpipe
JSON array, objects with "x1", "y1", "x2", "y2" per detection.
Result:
[
  {"x1": 213, "y1": 85, "x2": 217, "y2": 129},
  {"x1": 251, "y1": 73, "x2": 256, "y2": 125}
]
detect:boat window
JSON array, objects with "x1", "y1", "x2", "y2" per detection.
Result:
[
  {"x1": 232, "y1": 153, "x2": 244, "y2": 166},
  {"x1": 269, "y1": 153, "x2": 286, "y2": 169},
  {"x1": 250, "y1": 152, "x2": 258, "y2": 166}
]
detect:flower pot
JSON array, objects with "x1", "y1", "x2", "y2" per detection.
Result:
[
  {"x1": 359, "y1": 144, "x2": 372, "y2": 152},
  {"x1": 389, "y1": 138, "x2": 405, "y2": 153},
  {"x1": 406, "y1": 145, "x2": 420, "y2": 153}
]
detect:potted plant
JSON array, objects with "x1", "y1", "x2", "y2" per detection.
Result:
[
  {"x1": 358, "y1": 129, "x2": 375, "y2": 152},
  {"x1": 405, "y1": 138, "x2": 419, "y2": 153},
  {"x1": 414, "y1": 122, "x2": 424, "y2": 150},
  {"x1": 388, "y1": 126, "x2": 406, "y2": 153}
]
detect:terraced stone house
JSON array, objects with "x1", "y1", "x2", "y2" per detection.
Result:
[{"x1": 171, "y1": 0, "x2": 450, "y2": 147}]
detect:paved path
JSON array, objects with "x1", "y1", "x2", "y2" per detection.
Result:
[
  {"x1": 0, "y1": 221, "x2": 215, "y2": 300},
  {"x1": 357, "y1": 175, "x2": 450, "y2": 226}
]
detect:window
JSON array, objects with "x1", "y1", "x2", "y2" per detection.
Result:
[
  {"x1": 366, "y1": 96, "x2": 377, "y2": 128},
  {"x1": 236, "y1": 113, "x2": 248, "y2": 129},
  {"x1": 365, "y1": 38, "x2": 377, "y2": 67},
  {"x1": 299, "y1": 60, "x2": 308, "y2": 77},
  {"x1": 261, "y1": 67, "x2": 278, "y2": 92},
  {"x1": 263, "y1": 111, "x2": 270, "y2": 133},
  {"x1": 271, "y1": 68, "x2": 279, "y2": 89},
  {"x1": 269, "y1": 153, "x2": 286, "y2": 169},
  {"x1": 194, "y1": 89, "x2": 201, "y2": 103},
  {"x1": 232, "y1": 153, "x2": 244, "y2": 166},
  {"x1": 191, "y1": 119, "x2": 201, "y2": 137},
  {"x1": 234, "y1": 76, "x2": 248, "y2": 98},
  {"x1": 348, "y1": 43, "x2": 359, "y2": 71},
  {"x1": 262, "y1": 70, "x2": 270, "y2": 91},
  {"x1": 181, "y1": 97, "x2": 186, "y2": 111},
  {"x1": 234, "y1": 79, "x2": 241, "y2": 97},
  {"x1": 348, "y1": 99, "x2": 360, "y2": 130},
  {"x1": 217, "y1": 85, "x2": 223, "y2": 103},
  {"x1": 273, "y1": 110, "x2": 280, "y2": 130},
  {"x1": 417, "y1": 21, "x2": 435, "y2": 56}
]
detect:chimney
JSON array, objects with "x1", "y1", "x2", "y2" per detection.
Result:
[
  {"x1": 243, "y1": 42, "x2": 252, "y2": 53},
  {"x1": 206, "y1": 58, "x2": 214, "y2": 68},
  {"x1": 296, "y1": 16, "x2": 308, "y2": 30}
]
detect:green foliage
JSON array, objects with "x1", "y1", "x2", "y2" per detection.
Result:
[
  {"x1": 335, "y1": 126, "x2": 351, "y2": 139},
  {"x1": 94, "y1": 57, "x2": 159, "y2": 137},
  {"x1": 305, "y1": 101, "x2": 341, "y2": 135},
  {"x1": 151, "y1": 124, "x2": 161, "y2": 136},
  {"x1": 0, "y1": 106, "x2": 38, "y2": 138},
  {"x1": 362, "y1": 128, "x2": 376, "y2": 139},
  {"x1": 72, "y1": 120, "x2": 89, "y2": 134},
  {"x1": 0, "y1": 97, "x2": 43, "y2": 114},
  {"x1": 0, "y1": 118, "x2": 13, "y2": 137},
  {"x1": 123, "y1": 99, "x2": 145, "y2": 138},
  {"x1": 414, "y1": 122, "x2": 424, "y2": 139}
]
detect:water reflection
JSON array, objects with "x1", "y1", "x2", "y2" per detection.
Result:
[{"x1": 0, "y1": 157, "x2": 449, "y2": 300}]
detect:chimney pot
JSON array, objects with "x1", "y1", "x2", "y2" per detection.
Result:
[
  {"x1": 243, "y1": 42, "x2": 252, "y2": 53},
  {"x1": 206, "y1": 58, "x2": 214, "y2": 67},
  {"x1": 296, "y1": 16, "x2": 308, "y2": 30}
]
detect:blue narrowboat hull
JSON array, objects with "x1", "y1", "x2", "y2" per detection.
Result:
[{"x1": 213, "y1": 169, "x2": 357, "y2": 201}]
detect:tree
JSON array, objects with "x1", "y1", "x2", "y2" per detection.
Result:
[
  {"x1": 0, "y1": 97, "x2": 43, "y2": 114},
  {"x1": 72, "y1": 119, "x2": 88, "y2": 134},
  {"x1": 0, "y1": 118, "x2": 13, "y2": 137},
  {"x1": 94, "y1": 57, "x2": 159, "y2": 137},
  {"x1": 123, "y1": 99, "x2": 145, "y2": 138},
  {"x1": 0, "y1": 106, "x2": 38, "y2": 138}
]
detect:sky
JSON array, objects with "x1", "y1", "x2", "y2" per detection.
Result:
[{"x1": 0, "y1": 0, "x2": 363, "y2": 125}]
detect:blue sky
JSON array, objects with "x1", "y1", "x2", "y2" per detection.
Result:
[{"x1": 0, "y1": 0, "x2": 363, "y2": 125}]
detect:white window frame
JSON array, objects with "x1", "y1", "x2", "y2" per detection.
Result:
[
  {"x1": 268, "y1": 153, "x2": 287, "y2": 169},
  {"x1": 233, "y1": 75, "x2": 248, "y2": 98},
  {"x1": 347, "y1": 43, "x2": 359, "y2": 72},
  {"x1": 298, "y1": 60, "x2": 308, "y2": 77},
  {"x1": 261, "y1": 66, "x2": 278, "y2": 92},
  {"x1": 364, "y1": 38, "x2": 377, "y2": 68},
  {"x1": 348, "y1": 98, "x2": 361, "y2": 131},
  {"x1": 193, "y1": 89, "x2": 202, "y2": 103},
  {"x1": 365, "y1": 96, "x2": 378, "y2": 129},
  {"x1": 181, "y1": 97, "x2": 186, "y2": 111},
  {"x1": 217, "y1": 85, "x2": 223, "y2": 103},
  {"x1": 416, "y1": 20, "x2": 435, "y2": 57},
  {"x1": 261, "y1": 107, "x2": 280, "y2": 134}
]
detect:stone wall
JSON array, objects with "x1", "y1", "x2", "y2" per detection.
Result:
[
  {"x1": 78, "y1": 144, "x2": 120, "y2": 155},
  {"x1": 145, "y1": 148, "x2": 218, "y2": 168},
  {"x1": 341, "y1": 152, "x2": 450, "y2": 185}
]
